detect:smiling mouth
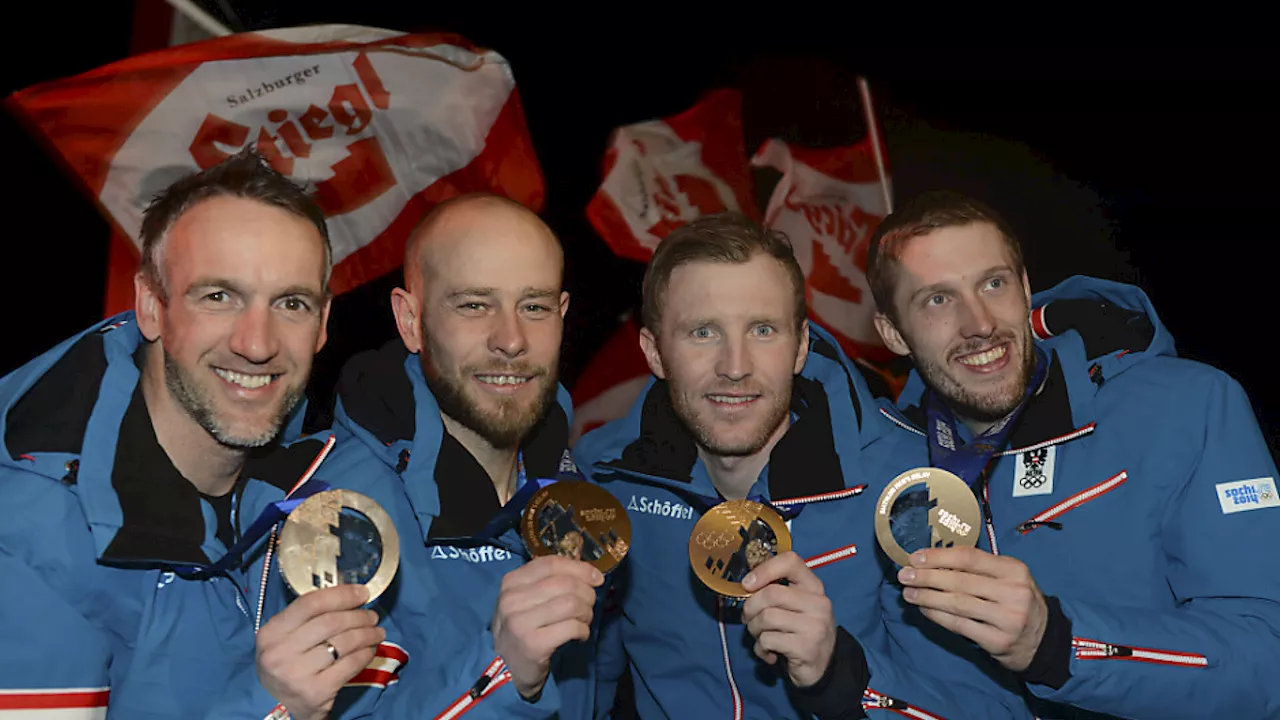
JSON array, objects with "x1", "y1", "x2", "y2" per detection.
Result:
[
  {"x1": 213, "y1": 368, "x2": 278, "y2": 390},
  {"x1": 956, "y1": 344, "x2": 1008, "y2": 368},
  {"x1": 707, "y1": 394, "x2": 759, "y2": 406},
  {"x1": 475, "y1": 374, "x2": 532, "y2": 387}
]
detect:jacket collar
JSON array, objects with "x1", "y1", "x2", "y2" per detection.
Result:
[
  {"x1": 887, "y1": 348, "x2": 1097, "y2": 455},
  {"x1": 602, "y1": 375, "x2": 849, "y2": 503}
]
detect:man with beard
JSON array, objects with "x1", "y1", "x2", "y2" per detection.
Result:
[
  {"x1": 869, "y1": 190, "x2": 1280, "y2": 719},
  {"x1": 0, "y1": 150, "x2": 397, "y2": 719},
  {"x1": 576, "y1": 213, "x2": 1027, "y2": 719},
  {"x1": 325, "y1": 193, "x2": 603, "y2": 719}
]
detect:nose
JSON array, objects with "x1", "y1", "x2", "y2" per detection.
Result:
[
  {"x1": 489, "y1": 308, "x2": 528, "y2": 359},
  {"x1": 958, "y1": 295, "x2": 997, "y2": 339},
  {"x1": 228, "y1": 303, "x2": 279, "y2": 364},
  {"x1": 715, "y1": 335, "x2": 753, "y2": 382}
]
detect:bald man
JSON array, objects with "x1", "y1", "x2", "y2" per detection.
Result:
[{"x1": 322, "y1": 193, "x2": 602, "y2": 719}]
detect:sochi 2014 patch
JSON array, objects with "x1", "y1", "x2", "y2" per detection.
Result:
[{"x1": 1215, "y1": 478, "x2": 1279, "y2": 514}]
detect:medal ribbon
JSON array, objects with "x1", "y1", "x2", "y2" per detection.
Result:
[
  {"x1": 925, "y1": 347, "x2": 1049, "y2": 486},
  {"x1": 471, "y1": 451, "x2": 590, "y2": 542},
  {"x1": 185, "y1": 478, "x2": 332, "y2": 577}
]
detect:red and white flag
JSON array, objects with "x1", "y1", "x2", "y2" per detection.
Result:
[
  {"x1": 569, "y1": 319, "x2": 651, "y2": 445},
  {"x1": 7, "y1": 24, "x2": 544, "y2": 315},
  {"x1": 586, "y1": 89, "x2": 758, "y2": 263},
  {"x1": 751, "y1": 131, "x2": 896, "y2": 364}
]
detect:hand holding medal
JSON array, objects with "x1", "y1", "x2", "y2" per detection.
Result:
[{"x1": 258, "y1": 489, "x2": 401, "y2": 720}]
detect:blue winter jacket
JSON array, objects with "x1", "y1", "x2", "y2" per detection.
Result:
[
  {"x1": 877, "y1": 276, "x2": 1280, "y2": 719},
  {"x1": 0, "y1": 313, "x2": 408, "y2": 719},
  {"x1": 324, "y1": 340, "x2": 599, "y2": 719},
  {"x1": 576, "y1": 324, "x2": 1031, "y2": 720}
]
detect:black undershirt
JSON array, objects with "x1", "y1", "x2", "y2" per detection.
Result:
[{"x1": 200, "y1": 489, "x2": 236, "y2": 550}]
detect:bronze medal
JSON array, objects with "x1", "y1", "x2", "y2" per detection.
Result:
[
  {"x1": 874, "y1": 467, "x2": 981, "y2": 567},
  {"x1": 521, "y1": 481, "x2": 632, "y2": 574},
  {"x1": 277, "y1": 489, "x2": 400, "y2": 604},
  {"x1": 689, "y1": 499, "x2": 792, "y2": 598}
]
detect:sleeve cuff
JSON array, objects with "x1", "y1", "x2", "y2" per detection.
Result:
[
  {"x1": 786, "y1": 626, "x2": 870, "y2": 720},
  {"x1": 1018, "y1": 595, "x2": 1073, "y2": 690}
]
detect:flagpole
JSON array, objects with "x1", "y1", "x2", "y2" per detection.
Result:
[
  {"x1": 857, "y1": 77, "x2": 893, "y2": 214},
  {"x1": 162, "y1": 0, "x2": 232, "y2": 37}
]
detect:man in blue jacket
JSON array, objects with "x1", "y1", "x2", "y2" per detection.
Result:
[
  {"x1": 0, "y1": 150, "x2": 399, "y2": 719},
  {"x1": 576, "y1": 212, "x2": 1028, "y2": 719},
  {"x1": 870, "y1": 190, "x2": 1280, "y2": 718},
  {"x1": 322, "y1": 193, "x2": 604, "y2": 719}
]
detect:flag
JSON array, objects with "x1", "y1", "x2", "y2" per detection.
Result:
[
  {"x1": 586, "y1": 89, "x2": 758, "y2": 263},
  {"x1": 751, "y1": 136, "x2": 899, "y2": 365},
  {"x1": 569, "y1": 319, "x2": 651, "y2": 445},
  {"x1": 7, "y1": 24, "x2": 544, "y2": 315}
]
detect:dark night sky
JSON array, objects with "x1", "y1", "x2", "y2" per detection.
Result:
[{"x1": 3, "y1": 6, "x2": 1275, "y2": 454}]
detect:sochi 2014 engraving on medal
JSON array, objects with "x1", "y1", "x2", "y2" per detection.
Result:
[
  {"x1": 277, "y1": 489, "x2": 400, "y2": 604},
  {"x1": 689, "y1": 499, "x2": 792, "y2": 598},
  {"x1": 521, "y1": 481, "x2": 632, "y2": 574},
  {"x1": 874, "y1": 467, "x2": 981, "y2": 567}
]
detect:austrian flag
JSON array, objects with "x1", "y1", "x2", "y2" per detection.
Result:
[{"x1": 6, "y1": 25, "x2": 545, "y2": 313}]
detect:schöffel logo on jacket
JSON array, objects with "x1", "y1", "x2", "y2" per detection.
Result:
[
  {"x1": 1215, "y1": 478, "x2": 1279, "y2": 514},
  {"x1": 626, "y1": 495, "x2": 694, "y2": 520},
  {"x1": 430, "y1": 545, "x2": 517, "y2": 562}
]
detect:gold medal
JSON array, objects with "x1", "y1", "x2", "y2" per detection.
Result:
[
  {"x1": 277, "y1": 489, "x2": 400, "y2": 604},
  {"x1": 874, "y1": 467, "x2": 981, "y2": 567},
  {"x1": 688, "y1": 499, "x2": 792, "y2": 598},
  {"x1": 521, "y1": 481, "x2": 632, "y2": 574}
]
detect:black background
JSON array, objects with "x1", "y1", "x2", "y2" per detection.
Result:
[{"x1": 2, "y1": 6, "x2": 1274, "y2": 456}]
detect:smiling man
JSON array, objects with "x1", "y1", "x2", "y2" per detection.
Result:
[
  {"x1": 324, "y1": 193, "x2": 604, "y2": 719},
  {"x1": 869, "y1": 190, "x2": 1280, "y2": 719},
  {"x1": 0, "y1": 150, "x2": 393, "y2": 719},
  {"x1": 576, "y1": 212, "x2": 1027, "y2": 719}
]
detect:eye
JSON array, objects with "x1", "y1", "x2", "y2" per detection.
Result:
[
  {"x1": 204, "y1": 291, "x2": 228, "y2": 303},
  {"x1": 925, "y1": 294, "x2": 947, "y2": 307},
  {"x1": 986, "y1": 277, "x2": 1005, "y2": 290},
  {"x1": 523, "y1": 303, "x2": 552, "y2": 314},
  {"x1": 752, "y1": 325, "x2": 775, "y2": 338},
  {"x1": 280, "y1": 296, "x2": 310, "y2": 312},
  {"x1": 458, "y1": 302, "x2": 487, "y2": 312},
  {"x1": 691, "y1": 327, "x2": 713, "y2": 339}
]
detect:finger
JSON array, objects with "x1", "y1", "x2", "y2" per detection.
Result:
[
  {"x1": 291, "y1": 624, "x2": 386, "y2": 679},
  {"x1": 499, "y1": 574, "x2": 599, "y2": 619},
  {"x1": 897, "y1": 567, "x2": 1007, "y2": 603},
  {"x1": 752, "y1": 628, "x2": 814, "y2": 667},
  {"x1": 741, "y1": 551, "x2": 823, "y2": 594},
  {"x1": 918, "y1": 606, "x2": 1013, "y2": 653},
  {"x1": 508, "y1": 592, "x2": 596, "y2": 633},
  {"x1": 265, "y1": 584, "x2": 371, "y2": 635},
  {"x1": 502, "y1": 555, "x2": 605, "y2": 592},
  {"x1": 752, "y1": 638, "x2": 779, "y2": 665},
  {"x1": 901, "y1": 586, "x2": 1007, "y2": 627},
  {"x1": 909, "y1": 547, "x2": 1026, "y2": 580},
  {"x1": 745, "y1": 605, "x2": 823, "y2": 642},
  {"x1": 524, "y1": 617, "x2": 594, "y2": 657},
  {"x1": 742, "y1": 583, "x2": 830, "y2": 621},
  {"x1": 284, "y1": 607, "x2": 381, "y2": 656},
  {"x1": 315, "y1": 644, "x2": 380, "y2": 692}
]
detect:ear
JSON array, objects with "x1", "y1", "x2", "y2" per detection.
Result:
[
  {"x1": 1020, "y1": 269, "x2": 1033, "y2": 308},
  {"x1": 638, "y1": 326, "x2": 666, "y2": 380},
  {"x1": 391, "y1": 287, "x2": 423, "y2": 354},
  {"x1": 314, "y1": 297, "x2": 332, "y2": 353},
  {"x1": 133, "y1": 272, "x2": 163, "y2": 342},
  {"x1": 793, "y1": 319, "x2": 810, "y2": 374},
  {"x1": 873, "y1": 312, "x2": 912, "y2": 357},
  {"x1": 558, "y1": 290, "x2": 570, "y2": 320}
]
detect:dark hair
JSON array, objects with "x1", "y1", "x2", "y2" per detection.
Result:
[
  {"x1": 867, "y1": 190, "x2": 1024, "y2": 319},
  {"x1": 641, "y1": 212, "x2": 806, "y2": 332},
  {"x1": 138, "y1": 148, "x2": 331, "y2": 299}
]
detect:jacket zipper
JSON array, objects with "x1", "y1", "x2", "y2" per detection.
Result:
[
  {"x1": 862, "y1": 689, "x2": 945, "y2": 719},
  {"x1": 1017, "y1": 471, "x2": 1128, "y2": 534},
  {"x1": 1072, "y1": 637, "x2": 1208, "y2": 667},
  {"x1": 436, "y1": 657, "x2": 512, "y2": 720}
]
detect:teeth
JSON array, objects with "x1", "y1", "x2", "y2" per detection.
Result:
[
  {"x1": 214, "y1": 368, "x2": 274, "y2": 389},
  {"x1": 709, "y1": 395, "x2": 754, "y2": 405},
  {"x1": 477, "y1": 375, "x2": 529, "y2": 386},
  {"x1": 958, "y1": 346, "x2": 1007, "y2": 367}
]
